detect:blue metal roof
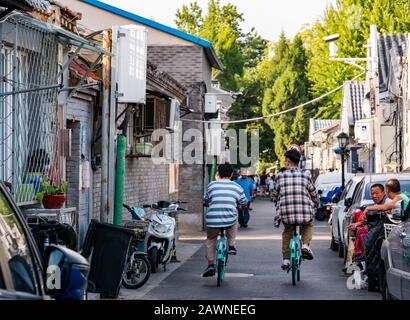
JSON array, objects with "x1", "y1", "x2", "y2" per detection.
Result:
[{"x1": 80, "y1": 0, "x2": 223, "y2": 70}]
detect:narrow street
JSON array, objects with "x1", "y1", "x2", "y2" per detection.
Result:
[{"x1": 136, "y1": 198, "x2": 380, "y2": 300}]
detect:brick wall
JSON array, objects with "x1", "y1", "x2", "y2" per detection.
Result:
[
  {"x1": 148, "y1": 45, "x2": 210, "y2": 234},
  {"x1": 122, "y1": 157, "x2": 175, "y2": 221},
  {"x1": 147, "y1": 46, "x2": 204, "y2": 87}
]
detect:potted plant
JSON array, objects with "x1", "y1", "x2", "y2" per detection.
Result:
[{"x1": 38, "y1": 179, "x2": 68, "y2": 209}]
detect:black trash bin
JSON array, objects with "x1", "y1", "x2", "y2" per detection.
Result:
[{"x1": 82, "y1": 220, "x2": 134, "y2": 299}]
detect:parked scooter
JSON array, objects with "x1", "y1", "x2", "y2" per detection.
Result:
[{"x1": 123, "y1": 201, "x2": 187, "y2": 274}]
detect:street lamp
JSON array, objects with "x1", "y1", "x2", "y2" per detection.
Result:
[{"x1": 337, "y1": 132, "x2": 349, "y2": 190}]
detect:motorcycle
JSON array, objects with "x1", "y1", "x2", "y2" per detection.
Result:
[
  {"x1": 121, "y1": 204, "x2": 151, "y2": 289},
  {"x1": 123, "y1": 201, "x2": 187, "y2": 274}
]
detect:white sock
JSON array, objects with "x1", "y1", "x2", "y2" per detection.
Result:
[{"x1": 283, "y1": 259, "x2": 290, "y2": 265}]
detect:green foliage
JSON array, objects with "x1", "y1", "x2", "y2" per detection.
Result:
[
  {"x1": 175, "y1": 0, "x2": 410, "y2": 167},
  {"x1": 40, "y1": 178, "x2": 68, "y2": 195},
  {"x1": 262, "y1": 34, "x2": 311, "y2": 165}
]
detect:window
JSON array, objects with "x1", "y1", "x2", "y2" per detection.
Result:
[
  {"x1": 0, "y1": 190, "x2": 38, "y2": 294},
  {"x1": 126, "y1": 97, "x2": 171, "y2": 157},
  {"x1": 340, "y1": 180, "x2": 353, "y2": 200}
]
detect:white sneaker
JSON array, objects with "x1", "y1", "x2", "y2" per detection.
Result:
[{"x1": 281, "y1": 259, "x2": 290, "y2": 271}]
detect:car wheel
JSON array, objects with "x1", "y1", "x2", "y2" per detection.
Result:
[
  {"x1": 338, "y1": 241, "x2": 345, "y2": 258},
  {"x1": 368, "y1": 274, "x2": 379, "y2": 292},
  {"x1": 330, "y1": 234, "x2": 338, "y2": 251},
  {"x1": 379, "y1": 262, "x2": 392, "y2": 300}
]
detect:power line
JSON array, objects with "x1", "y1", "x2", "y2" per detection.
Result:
[{"x1": 182, "y1": 71, "x2": 366, "y2": 125}]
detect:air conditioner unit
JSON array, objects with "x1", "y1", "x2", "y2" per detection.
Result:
[
  {"x1": 168, "y1": 99, "x2": 181, "y2": 131},
  {"x1": 117, "y1": 25, "x2": 148, "y2": 104},
  {"x1": 204, "y1": 93, "x2": 222, "y2": 113},
  {"x1": 354, "y1": 118, "x2": 374, "y2": 144}
]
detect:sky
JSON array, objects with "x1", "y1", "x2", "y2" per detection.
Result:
[{"x1": 98, "y1": 0, "x2": 336, "y2": 42}]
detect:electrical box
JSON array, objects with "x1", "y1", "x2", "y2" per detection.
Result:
[
  {"x1": 354, "y1": 118, "x2": 374, "y2": 144},
  {"x1": 168, "y1": 99, "x2": 181, "y2": 131},
  {"x1": 205, "y1": 94, "x2": 221, "y2": 113},
  {"x1": 117, "y1": 25, "x2": 147, "y2": 104},
  {"x1": 206, "y1": 121, "x2": 223, "y2": 156}
]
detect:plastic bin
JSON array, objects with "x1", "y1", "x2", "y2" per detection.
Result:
[{"x1": 81, "y1": 220, "x2": 134, "y2": 299}]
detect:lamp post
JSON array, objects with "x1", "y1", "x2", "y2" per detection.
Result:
[{"x1": 337, "y1": 132, "x2": 349, "y2": 191}]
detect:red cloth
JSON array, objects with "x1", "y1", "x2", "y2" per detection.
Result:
[{"x1": 354, "y1": 226, "x2": 368, "y2": 256}]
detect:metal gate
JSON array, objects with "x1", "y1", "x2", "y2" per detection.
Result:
[{"x1": 0, "y1": 16, "x2": 60, "y2": 203}]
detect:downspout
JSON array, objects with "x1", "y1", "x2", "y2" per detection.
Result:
[{"x1": 114, "y1": 114, "x2": 128, "y2": 226}]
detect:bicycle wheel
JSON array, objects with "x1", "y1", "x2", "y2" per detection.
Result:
[
  {"x1": 217, "y1": 259, "x2": 224, "y2": 287},
  {"x1": 291, "y1": 258, "x2": 297, "y2": 286}
]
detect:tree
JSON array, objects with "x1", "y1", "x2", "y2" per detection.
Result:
[
  {"x1": 175, "y1": 2, "x2": 203, "y2": 36},
  {"x1": 261, "y1": 34, "x2": 311, "y2": 164}
]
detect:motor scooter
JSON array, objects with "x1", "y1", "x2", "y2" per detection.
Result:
[{"x1": 123, "y1": 201, "x2": 187, "y2": 273}]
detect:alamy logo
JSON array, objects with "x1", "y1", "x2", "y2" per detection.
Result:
[{"x1": 46, "y1": 265, "x2": 61, "y2": 290}]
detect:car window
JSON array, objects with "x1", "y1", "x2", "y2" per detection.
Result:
[
  {"x1": 340, "y1": 180, "x2": 353, "y2": 200},
  {"x1": 364, "y1": 180, "x2": 410, "y2": 200},
  {"x1": 353, "y1": 180, "x2": 365, "y2": 204},
  {"x1": 0, "y1": 190, "x2": 38, "y2": 294}
]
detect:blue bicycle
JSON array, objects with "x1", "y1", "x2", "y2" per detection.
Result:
[
  {"x1": 289, "y1": 225, "x2": 303, "y2": 286},
  {"x1": 215, "y1": 228, "x2": 229, "y2": 287}
]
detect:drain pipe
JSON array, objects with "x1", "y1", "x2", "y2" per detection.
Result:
[{"x1": 113, "y1": 114, "x2": 128, "y2": 226}]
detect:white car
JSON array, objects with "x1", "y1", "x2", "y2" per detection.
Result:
[{"x1": 330, "y1": 175, "x2": 364, "y2": 257}]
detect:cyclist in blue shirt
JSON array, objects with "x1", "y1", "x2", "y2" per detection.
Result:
[{"x1": 235, "y1": 169, "x2": 255, "y2": 228}]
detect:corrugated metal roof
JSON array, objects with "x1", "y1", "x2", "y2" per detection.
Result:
[
  {"x1": 378, "y1": 33, "x2": 407, "y2": 93},
  {"x1": 79, "y1": 0, "x2": 224, "y2": 70}
]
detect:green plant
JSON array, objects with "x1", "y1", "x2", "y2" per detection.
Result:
[{"x1": 39, "y1": 179, "x2": 68, "y2": 196}]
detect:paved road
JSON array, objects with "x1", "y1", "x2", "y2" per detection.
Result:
[{"x1": 142, "y1": 198, "x2": 380, "y2": 300}]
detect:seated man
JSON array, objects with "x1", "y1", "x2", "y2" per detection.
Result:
[
  {"x1": 348, "y1": 184, "x2": 390, "y2": 270},
  {"x1": 364, "y1": 179, "x2": 409, "y2": 220},
  {"x1": 202, "y1": 163, "x2": 247, "y2": 277}
]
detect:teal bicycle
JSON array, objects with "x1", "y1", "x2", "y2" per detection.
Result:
[
  {"x1": 289, "y1": 225, "x2": 303, "y2": 286},
  {"x1": 215, "y1": 228, "x2": 229, "y2": 287}
]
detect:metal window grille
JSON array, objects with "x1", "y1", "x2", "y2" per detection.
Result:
[{"x1": 0, "y1": 17, "x2": 60, "y2": 203}]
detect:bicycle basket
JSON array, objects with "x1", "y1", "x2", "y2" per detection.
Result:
[
  {"x1": 384, "y1": 224, "x2": 398, "y2": 239},
  {"x1": 123, "y1": 220, "x2": 149, "y2": 240}
]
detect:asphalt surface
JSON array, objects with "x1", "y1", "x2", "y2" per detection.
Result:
[{"x1": 142, "y1": 198, "x2": 381, "y2": 300}]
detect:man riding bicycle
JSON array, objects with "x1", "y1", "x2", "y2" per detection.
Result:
[
  {"x1": 272, "y1": 149, "x2": 319, "y2": 271},
  {"x1": 202, "y1": 163, "x2": 248, "y2": 277}
]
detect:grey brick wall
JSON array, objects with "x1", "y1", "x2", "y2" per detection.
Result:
[
  {"x1": 122, "y1": 158, "x2": 175, "y2": 221},
  {"x1": 147, "y1": 46, "x2": 204, "y2": 87},
  {"x1": 148, "y1": 45, "x2": 210, "y2": 234}
]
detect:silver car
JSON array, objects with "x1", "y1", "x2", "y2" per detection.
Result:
[
  {"x1": 330, "y1": 175, "x2": 364, "y2": 257},
  {"x1": 341, "y1": 174, "x2": 410, "y2": 265},
  {"x1": 380, "y1": 217, "x2": 410, "y2": 300}
]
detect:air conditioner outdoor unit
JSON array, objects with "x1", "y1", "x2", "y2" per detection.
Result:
[
  {"x1": 204, "y1": 93, "x2": 222, "y2": 113},
  {"x1": 117, "y1": 25, "x2": 148, "y2": 104},
  {"x1": 354, "y1": 118, "x2": 374, "y2": 144}
]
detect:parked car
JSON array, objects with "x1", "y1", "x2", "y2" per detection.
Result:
[
  {"x1": 380, "y1": 219, "x2": 410, "y2": 300},
  {"x1": 341, "y1": 174, "x2": 410, "y2": 264},
  {"x1": 330, "y1": 175, "x2": 364, "y2": 256},
  {"x1": 0, "y1": 182, "x2": 89, "y2": 300},
  {"x1": 315, "y1": 172, "x2": 354, "y2": 221}
]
